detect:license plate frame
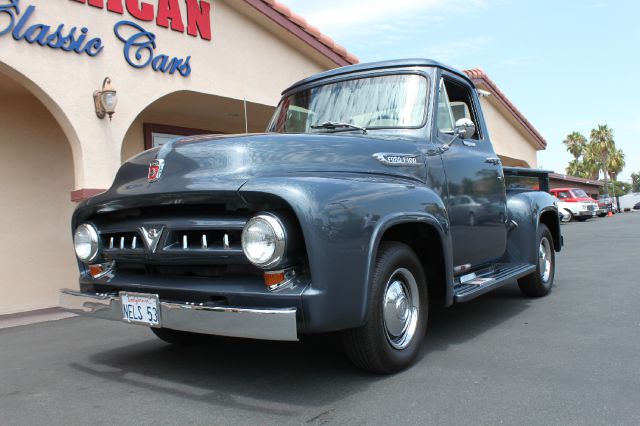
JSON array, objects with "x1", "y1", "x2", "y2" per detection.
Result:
[{"x1": 120, "y1": 291, "x2": 161, "y2": 327}]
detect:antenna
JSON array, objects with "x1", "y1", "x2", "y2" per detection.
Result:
[{"x1": 243, "y1": 97, "x2": 248, "y2": 133}]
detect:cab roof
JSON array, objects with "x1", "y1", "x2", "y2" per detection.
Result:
[{"x1": 282, "y1": 58, "x2": 473, "y2": 95}]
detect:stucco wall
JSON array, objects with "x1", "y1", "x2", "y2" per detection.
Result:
[
  {"x1": 0, "y1": 91, "x2": 77, "y2": 315},
  {"x1": 480, "y1": 97, "x2": 538, "y2": 168},
  {"x1": 0, "y1": 0, "x2": 328, "y2": 190}
]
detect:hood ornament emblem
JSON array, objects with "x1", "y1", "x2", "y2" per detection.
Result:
[
  {"x1": 373, "y1": 153, "x2": 422, "y2": 167},
  {"x1": 148, "y1": 159, "x2": 165, "y2": 182},
  {"x1": 139, "y1": 226, "x2": 164, "y2": 253}
]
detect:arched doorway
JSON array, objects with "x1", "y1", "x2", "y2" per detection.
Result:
[
  {"x1": 0, "y1": 71, "x2": 77, "y2": 314},
  {"x1": 121, "y1": 90, "x2": 276, "y2": 162}
]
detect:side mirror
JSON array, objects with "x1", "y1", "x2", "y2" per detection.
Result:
[{"x1": 454, "y1": 118, "x2": 476, "y2": 139}]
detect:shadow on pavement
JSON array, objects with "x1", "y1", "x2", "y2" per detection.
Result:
[{"x1": 69, "y1": 282, "x2": 532, "y2": 415}]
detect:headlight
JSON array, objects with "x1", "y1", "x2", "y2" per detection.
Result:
[
  {"x1": 241, "y1": 213, "x2": 286, "y2": 268},
  {"x1": 74, "y1": 223, "x2": 99, "y2": 263}
]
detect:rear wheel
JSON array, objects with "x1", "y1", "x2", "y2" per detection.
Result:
[
  {"x1": 518, "y1": 224, "x2": 555, "y2": 297},
  {"x1": 150, "y1": 327, "x2": 213, "y2": 345},
  {"x1": 561, "y1": 209, "x2": 572, "y2": 223},
  {"x1": 343, "y1": 242, "x2": 428, "y2": 374}
]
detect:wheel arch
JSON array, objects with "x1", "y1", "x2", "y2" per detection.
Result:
[
  {"x1": 539, "y1": 207, "x2": 562, "y2": 252},
  {"x1": 367, "y1": 214, "x2": 454, "y2": 308}
]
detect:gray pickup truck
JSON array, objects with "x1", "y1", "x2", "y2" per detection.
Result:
[{"x1": 61, "y1": 59, "x2": 561, "y2": 373}]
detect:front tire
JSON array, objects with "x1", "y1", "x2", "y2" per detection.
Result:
[
  {"x1": 343, "y1": 242, "x2": 428, "y2": 374},
  {"x1": 518, "y1": 224, "x2": 555, "y2": 297}
]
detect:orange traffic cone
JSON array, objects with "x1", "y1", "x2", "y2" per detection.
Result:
[{"x1": 607, "y1": 211, "x2": 613, "y2": 217}]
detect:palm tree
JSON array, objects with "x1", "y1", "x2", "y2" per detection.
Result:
[
  {"x1": 589, "y1": 124, "x2": 615, "y2": 190},
  {"x1": 563, "y1": 132, "x2": 587, "y2": 160},
  {"x1": 566, "y1": 159, "x2": 582, "y2": 177},
  {"x1": 581, "y1": 142, "x2": 602, "y2": 180},
  {"x1": 608, "y1": 148, "x2": 625, "y2": 181}
]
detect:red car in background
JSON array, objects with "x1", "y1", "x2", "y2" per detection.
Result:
[{"x1": 550, "y1": 188, "x2": 602, "y2": 221}]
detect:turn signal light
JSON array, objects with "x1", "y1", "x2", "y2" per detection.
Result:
[
  {"x1": 87, "y1": 261, "x2": 114, "y2": 279},
  {"x1": 264, "y1": 270, "x2": 286, "y2": 288},
  {"x1": 89, "y1": 264, "x2": 104, "y2": 277}
]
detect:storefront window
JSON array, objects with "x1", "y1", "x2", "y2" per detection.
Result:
[{"x1": 268, "y1": 74, "x2": 428, "y2": 133}]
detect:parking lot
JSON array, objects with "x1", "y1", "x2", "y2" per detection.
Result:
[{"x1": 1, "y1": 213, "x2": 639, "y2": 425}]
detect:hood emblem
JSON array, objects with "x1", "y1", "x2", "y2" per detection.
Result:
[
  {"x1": 139, "y1": 226, "x2": 164, "y2": 253},
  {"x1": 148, "y1": 159, "x2": 165, "y2": 182},
  {"x1": 373, "y1": 153, "x2": 422, "y2": 167}
]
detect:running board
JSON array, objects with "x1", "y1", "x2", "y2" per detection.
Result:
[{"x1": 453, "y1": 263, "x2": 536, "y2": 303}]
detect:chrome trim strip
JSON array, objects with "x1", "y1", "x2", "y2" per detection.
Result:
[{"x1": 59, "y1": 289, "x2": 298, "y2": 341}]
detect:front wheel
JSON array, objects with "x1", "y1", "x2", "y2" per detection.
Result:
[
  {"x1": 342, "y1": 242, "x2": 428, "y2": 374},
  {"x1": 518, "y1": 224, "x2": 555, "y2": 297}
]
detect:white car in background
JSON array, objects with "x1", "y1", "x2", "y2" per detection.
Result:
[{"x1": 553, "y1": 197, "x2": 573, "y2": 223}]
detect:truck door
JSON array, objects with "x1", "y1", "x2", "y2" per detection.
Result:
[{"x1": 435, "y1": 76, "x2": 507, "y2": 268}]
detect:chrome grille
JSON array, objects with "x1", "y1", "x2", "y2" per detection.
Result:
[
  {"x1": 164, "y1": 230, "x2": 242, "y2": 252},
  {"x1": 101, "y1": 231, "x2": 143, "y2": 251},
  {"x1": 97, "y1": 217, "x2": 249, "y2": 265}
]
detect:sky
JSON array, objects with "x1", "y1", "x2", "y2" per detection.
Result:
[{"x1": 284, "y1": 0, "x2": 639, "y2": 181}]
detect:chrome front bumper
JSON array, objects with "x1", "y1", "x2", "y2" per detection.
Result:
[{"x1": 59, "y1": 289, "x2": 298, "y2": 341}]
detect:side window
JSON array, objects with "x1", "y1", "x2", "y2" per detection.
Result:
[
  {"x1": 557, "y1": 191, "x2": 569, "y2": 199},
  {"x1": 437, "y1": 78, "x2": 481, "y2": 140},
  {"x1": 436, "y1": 79, "x2": 455, "y2": 133}
]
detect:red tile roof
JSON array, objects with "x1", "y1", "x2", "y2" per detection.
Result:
[
  {"x1": 464, "y1": 68, "x2": 547, "y2": 150},
  {"x1": 243, "y1": 0, "x2": 359, "y2": 66}
]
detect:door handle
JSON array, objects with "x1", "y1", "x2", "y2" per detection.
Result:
[{"x1": 485, "y1": 157, "x2": 501, "y2": 165}]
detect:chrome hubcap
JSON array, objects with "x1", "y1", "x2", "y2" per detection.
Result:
[
  {"x1": 383, "y1": 268, "x2": 419, "y2": 350},
  {"x1": 539, "y1": 237, "x2": 552, "y2": 282}
]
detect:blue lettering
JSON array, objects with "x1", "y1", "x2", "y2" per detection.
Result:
[
  {"x1": 114, "y1": 20, "x2": 192, "y2": 78},
  {"x1": 24, "y1": 23, "x2": 49, "y2": 45},
  {"x1": 179, "y1": 56, "x2": 191, "y2": 77},
  {"x1": 0, "y1": 0, "x2": 21, "y2": 36},
  {"x1": 83, "y1": 37, "x2": 104, "y2": 57},
  {"x1": 0, "y1": 2, "x2": 103, "y2": 58},
  {"x1": 11, "y1": 3, "x2": 33, "y2": 41}
]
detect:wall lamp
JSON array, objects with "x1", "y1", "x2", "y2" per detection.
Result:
[{"x1": 94, "y1": 77, "x2": 118, "y2": 120}]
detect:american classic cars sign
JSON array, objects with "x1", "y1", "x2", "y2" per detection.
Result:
[{"x1": 0, "y1": 0, "x2": 213, "y2": 77}]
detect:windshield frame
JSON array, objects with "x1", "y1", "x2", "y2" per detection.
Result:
[{"x1": 267, "y1": 70, "x2": 432, "y2": 134}]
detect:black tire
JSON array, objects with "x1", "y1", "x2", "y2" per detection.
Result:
[
  {"x1": 562, "y1": 209, "x2": 573, "y2": 223},
  {"x1": 597, "y1": 213, "x2": 606, "y2": 217},
  {"x1": 342, "y1": 242, "x2": 428, "y2": 374},
  {"x1": 150, "y1": 327, "x2": 213, "y2": 345},
  {"x1": 518, "y1": 224, "x2": 555, "y2": 297}
]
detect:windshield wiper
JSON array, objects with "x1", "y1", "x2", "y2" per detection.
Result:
[{"x1": 310, "y1": 121, "x2": 367, "y2": 134}]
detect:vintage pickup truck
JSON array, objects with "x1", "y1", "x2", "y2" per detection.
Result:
[{"x1": 61, "y1": 59, "x2": 562, "y2": 373}]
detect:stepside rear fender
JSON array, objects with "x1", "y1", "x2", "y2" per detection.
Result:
[
  {"x1": 240, "y1": 175, "x2": 451, "y2": 332},
  {"x1": 505, "y1": 191, "x2": 561, "y2": 265}
]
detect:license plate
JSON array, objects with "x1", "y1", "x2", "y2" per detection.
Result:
[{"x1": 120, "y1": 292, "x2": 161, "y2": 327}]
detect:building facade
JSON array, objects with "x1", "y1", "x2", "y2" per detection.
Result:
[
  {"x1": 0, "y1": 0, "x2": 546, "y2": 315},
  {"x1": 0, "y1": 0, "x2": 357, "y2": 314}
]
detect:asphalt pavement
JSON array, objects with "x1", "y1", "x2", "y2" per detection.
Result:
[{"x1": 1, "y1": 213, "x2": 639, "y2": 425}]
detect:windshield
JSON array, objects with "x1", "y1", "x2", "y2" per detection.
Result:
[
  {"x1": 572, "y1": 189, "x2": 589, "y2": 198},
  {"x1": 268, "y1": 74, "x2": 429, "y2": 133}
]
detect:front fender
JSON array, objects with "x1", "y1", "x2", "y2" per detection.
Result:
[{"x1": 240, "y1": 175, "x2": 449, "y2": 332}]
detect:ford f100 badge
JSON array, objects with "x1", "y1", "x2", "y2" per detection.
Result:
[
  {"x1": 373, "y1": 153, "x2": 422, "y2": 167},
  {"x1": 148, "y1": 159, "x2": 164, "y2": 182}
]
